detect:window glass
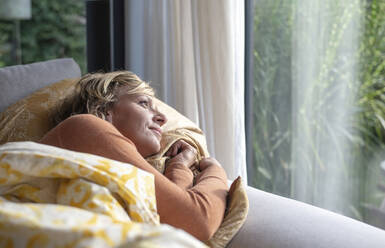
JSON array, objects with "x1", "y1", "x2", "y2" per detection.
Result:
[
  {"x1": 0, "y1": 0, "x2": 86, "y2": 72},
  {"x1": 249, "y1": 0, "x2": 385, "y2": 230}
]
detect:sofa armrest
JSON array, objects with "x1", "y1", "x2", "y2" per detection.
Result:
[{"x1": 227, "y1": 186, "x2": 385, "y2": 248}]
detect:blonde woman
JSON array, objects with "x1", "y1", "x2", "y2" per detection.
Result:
[{"x1": 40, "y1": 71, "x2": 228, "y2": 241}]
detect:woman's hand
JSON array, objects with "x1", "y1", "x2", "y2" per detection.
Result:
[
  {"x1": 165, "y1": 140, "x2": 198, "y2": 168},
  {"x1": 198, "y1": 157, "x2": 221, "y2": 171}
]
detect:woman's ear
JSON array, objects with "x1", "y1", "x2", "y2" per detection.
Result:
[{"x1": 106, "y1": 110, "x2": 113, "y2": 123}]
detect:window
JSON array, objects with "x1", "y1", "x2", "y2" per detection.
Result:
[
  {"x1": 247, "y1": 0, "x2": 385, "y2": 229},
  {"x1": 0, "y1": 0, "x2": 86, "y2": 72}
]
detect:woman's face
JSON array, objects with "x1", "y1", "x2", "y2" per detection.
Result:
[{"x1": 106, "y1": 86, "x2": 167, "y2": 157}]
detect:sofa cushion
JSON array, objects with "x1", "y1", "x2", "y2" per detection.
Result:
[
  {"x1": 227, "y1": 186, "x2": 385, "y2": 248},
  {"x1": 0, "y1": 58, "x2": 81, "y2": 113}
]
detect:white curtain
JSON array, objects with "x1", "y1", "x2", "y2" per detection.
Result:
[
  {"x1": 124, "y1": 0, "x2": 246, "y2": 181},
  {"x1": 291, "y1": 0, "x2": 362, "y2": 213}
]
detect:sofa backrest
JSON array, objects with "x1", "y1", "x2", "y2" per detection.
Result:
[{"x1": 0, "y1": 58, "x2": 81, "y2": 113}]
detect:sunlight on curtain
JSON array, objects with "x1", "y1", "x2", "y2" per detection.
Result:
[{"x1": 125, "y1": 0, "x2": 246, "y2": 181}]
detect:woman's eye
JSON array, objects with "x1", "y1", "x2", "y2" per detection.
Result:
[{"x1": 139, "y1": 100, "x2": 149, "y2": 107}]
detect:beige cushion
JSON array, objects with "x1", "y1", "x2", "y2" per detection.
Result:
[
  {"x1": 0, "y1": 78, "x2": 77, "y2": 144},
  {"x1": 206, "y1": 176, "x2": 249, "y2": 248},
  {"x1": 0, "y1": 77, "x2": 249, "y2": 247}
]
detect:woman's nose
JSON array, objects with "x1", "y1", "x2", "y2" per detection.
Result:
[{"x1": 154, "y1": 111, "x2": 167, "y2": 126}]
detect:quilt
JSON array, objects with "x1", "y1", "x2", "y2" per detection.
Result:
[{"x1": 0, "y1": 142, "x2": 205, "y2": 248}]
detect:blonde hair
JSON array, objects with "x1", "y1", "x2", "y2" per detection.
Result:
[{"x1": 55, "y1": 71, "x2": 154, "y2": 124}]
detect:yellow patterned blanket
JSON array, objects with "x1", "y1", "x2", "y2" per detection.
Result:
[{"x1": 0, "y1": 142, "x2": 205, "y2": 248}]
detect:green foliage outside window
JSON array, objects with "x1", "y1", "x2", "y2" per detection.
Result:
[
  {"x1": 251, "y1": 0, "x2": 385, "y2": 228},
  {"x1": 0, "y1": 0, "x2": 86, "y2": 72}
]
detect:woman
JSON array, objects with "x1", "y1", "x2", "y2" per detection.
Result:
[{"x1": 40, "y1": 71, "x2": 228, "y2": 241}]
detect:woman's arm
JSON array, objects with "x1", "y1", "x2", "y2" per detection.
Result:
[
  {"x1": 164, "y1": 162, "x2": 194, "y2": 190},
  {"x1": 40, "y1": 114, "x2": 228, "y2": 241}
]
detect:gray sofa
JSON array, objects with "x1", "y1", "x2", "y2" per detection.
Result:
[{"x1": 1, "y1": 58, "x2": 385, "y2": 247}]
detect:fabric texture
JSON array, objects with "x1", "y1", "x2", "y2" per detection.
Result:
[
  {"x1": 0, "y1": 78, "x2": 77, "y2": 144},
  {"x1": 125, "y1": 0, "x2": 247, "y2": 182},
  {"x1": 0, "y1": 58, "x2": 81, "y2": 113},
  {"x1": 0, "y1": 77, "x2": 249, "y2": 247},
  {"x1": 0, "y1": 141, "x2": 205, "y2": 247}
]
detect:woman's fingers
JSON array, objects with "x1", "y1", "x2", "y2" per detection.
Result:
[
  {"x1": 199, "y1": 157, "x2": 221, "y2": 171},
  {"x1": 166, "y1": 141, "x2": 221, "y2": 172},
  {"x1": 172, "y1": 142, "x2": 181, "y2": 155},
  {"x1": 166, "y1": 142, "x2": 178, "y2": 157},
  {"x1": 166, "y1": 140, "x2": 193, "y2": 157},
  {"x1": 167, "y1": 143, "x2": 178, "y2": 157},
  {"x1": 166, "y1": 142, "x2": 222, "y2": 173},
  {"x1": 166, "y1": 140, "x2": 197, "y2": 168}
]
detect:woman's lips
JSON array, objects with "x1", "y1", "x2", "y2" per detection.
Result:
[{"x1": 149, "y1": 127, "x2": 162, "y2": 138}]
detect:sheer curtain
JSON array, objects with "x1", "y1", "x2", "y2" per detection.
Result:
[
  {"x1": 251, "y1": 0, "x2": 370, "y2": 218},
  {"x1": 291, "y1": 0, "x2": 362, "y2": 214},
  {"x1": 124, "y1": 0, "x2": 246, "y2": 181}
]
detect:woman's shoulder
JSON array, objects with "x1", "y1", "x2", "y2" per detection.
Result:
[
  {"x1": 40, "y1": 114, "x2": 108, "y2": 146},
  {"x1": 65, "y1": 114, "x2": 101, "y2": 122},
  {"x1": 59, "y1": 114, "x2": 111, "y2": 130}
]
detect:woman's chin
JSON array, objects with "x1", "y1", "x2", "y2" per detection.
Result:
[{"x1": 141, "y1": 143, "x2": 161, "y2": 158}]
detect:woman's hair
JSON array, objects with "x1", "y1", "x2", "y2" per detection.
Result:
[{"x1": 55, "y1": 71, "x2": 154, "y2": 124}]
